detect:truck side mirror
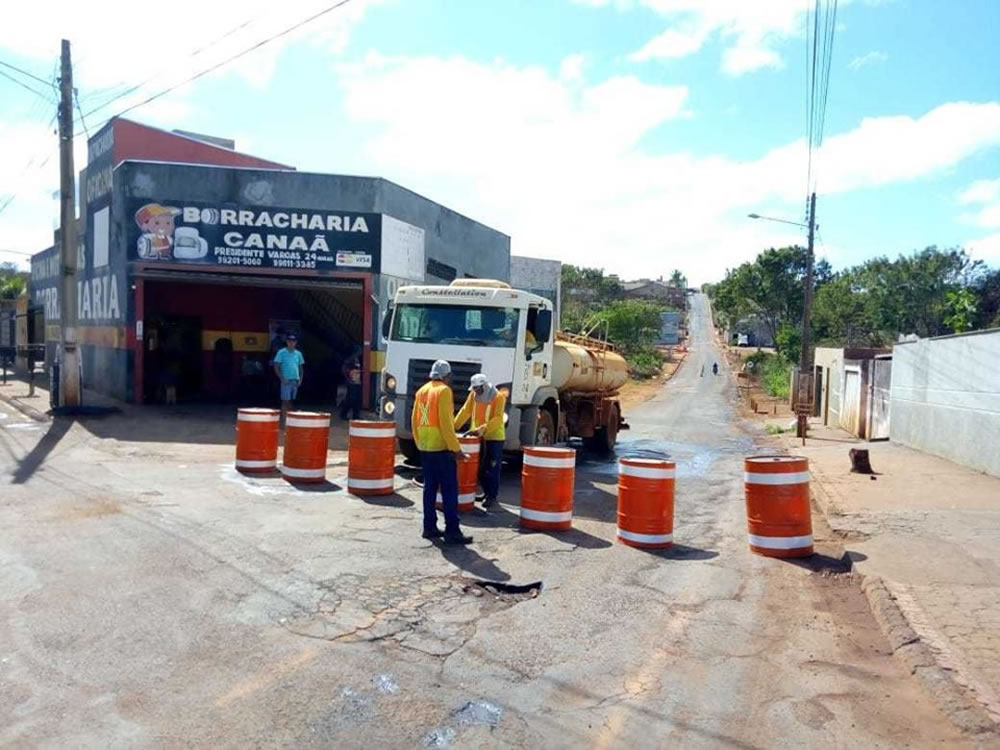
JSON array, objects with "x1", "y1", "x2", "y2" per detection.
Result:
[
  {"x1": 535, "y1": 309, "x2": 552, "y2": 342},
  {"x1": 381, "y1": 305, "x2": 393, "y2": 339}
]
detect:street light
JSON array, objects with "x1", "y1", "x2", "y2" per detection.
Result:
[
  {"x1": 747, "y1": 213, "x2": 809, "y2": 228},
  {"x1": 747, "y1": 194, "x2": 818, "y2": 440}
]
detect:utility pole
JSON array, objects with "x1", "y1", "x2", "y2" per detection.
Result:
[
  {"x1": 58, "y1": 39, "x2": 80, "y2": 407},
  {"x1": 796, "y1": 191, "x2": 817, "y2": 439}
]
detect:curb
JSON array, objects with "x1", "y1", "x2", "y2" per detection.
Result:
[
  {"x1": 0, "y1": 386, "x2": 50, "y2": 423},
  {"x1": 799, "y1": 443, "x2": 1000, "y2": 742}
]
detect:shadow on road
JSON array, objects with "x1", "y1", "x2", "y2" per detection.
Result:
[
  {"x1": 10, "y1": 417, "x2": 72, "y2": 485},
  {"x1": 285, "y1": 480, "x2": 342, "y2": 493},
  {"x1": 356, "y1": 492, "x2": 414, "y2": 509},
  {"x1": 779, "y1": 551, "x2": 859, "y2": 573},
  {"x1": 437, "y1": 543, "x2": 511, "y2": 582},
  {"x1": 637, "y1": 543, "x2": 719, "y2": 561},
  {"x1": 457, "y1": 502, "x2": 614, "y2": 549}
]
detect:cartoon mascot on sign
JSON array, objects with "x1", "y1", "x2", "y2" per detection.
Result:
[{"x1": 135, "y1": 203, "x2": 180, "y2": 260}]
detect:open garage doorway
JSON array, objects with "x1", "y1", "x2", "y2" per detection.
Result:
[{"x1": 138, "y1": 272, "x2": 366, "y2": 408}]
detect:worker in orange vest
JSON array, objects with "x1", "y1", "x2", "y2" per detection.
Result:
[
  {"x1": 411, "y1": 360, "x2": 473, "y2": 545},
  {"x1": 455, "y1": 373, "x2": 506, "y2": 509}
]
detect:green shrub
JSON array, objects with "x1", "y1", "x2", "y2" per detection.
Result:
[
  {"x1": 760, "y1": 355, "x2": 791, "y2": 399},
  {"x1": 627, "y1": 345, "x2": 663, "y2": 379}
]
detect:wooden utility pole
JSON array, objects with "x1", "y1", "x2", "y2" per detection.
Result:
[
  {"x1": 796, "y1": 192, "x2": 817, "y2": 439},
  {"x1": 58, "y1": 39, "x2": 80, "y2": 407}
]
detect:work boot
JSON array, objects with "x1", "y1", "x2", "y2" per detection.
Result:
[
  {"x1": 443, "y1": 532, "x2": 473, "y2": 545},
  {"x1": 475, "y1": 493, "x2": 487, "y2": 502},
  {"x1": 482, "y1": 496, "x2": 499, "y2": 509},
  {"x1": 422, "y1": 528, "x2": 444, "y2": 540}
]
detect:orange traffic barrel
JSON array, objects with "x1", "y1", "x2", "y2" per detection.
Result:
[
  {"x1": 281, "y1": 411, "x2": 331, "y2": 483},
  {"x1": 617, "y1": 458, "x2": 675, "y2": 549},
  {"x1": 235, "y1": 408, "x2": 280, "y2": 474},
  {"x1": 437, "y1": 436, "x2": 480, "y2": 512},
  {"x1": 347, "y1": 420, "x2": 396, "y2": 496},
  {"x1": 744, "y1": 455, "x2": 813, "y2": 558},
  {"x1": 520, "y1": 446, "x2": 575, "y2": 531}
]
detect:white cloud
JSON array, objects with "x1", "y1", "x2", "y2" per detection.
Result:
[
  {"x1": 334, "y1": 54, "x2": 1000, "y2": 284},
  {"x1": 581, "y1": 0, "x2": 818, "y2": 75},
  {"x1": 848, "y1": 51, "x2": 888, "y2": 71},
  {"x1": 967, "y1": 233, "x2": 1000, "y2": 263},
  {"x1": 959, "y1": 178, "x2": 1000, "y2": 206},
  {"x1": 958, "y1": 179, "x2": 1000, "y2": 243},
  {"x1": 559, "y1": 53, "x2": 587, "y2": 81}
]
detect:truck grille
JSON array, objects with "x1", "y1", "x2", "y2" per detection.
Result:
[{"x1": 404, "y1": 359, "x2": 481, "y2": 431}]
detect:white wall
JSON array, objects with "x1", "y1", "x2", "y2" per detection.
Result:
[
  {"x1": 890, "y1": 330, "x2": 1000, "y2": 476},
  {"x1": 509, "y1": 256, "x2": 561, "y2": 327}
]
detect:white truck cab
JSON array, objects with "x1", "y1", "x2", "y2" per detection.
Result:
[{"x1": 379, "y1": 280, "x2": 556, "y2": 461}]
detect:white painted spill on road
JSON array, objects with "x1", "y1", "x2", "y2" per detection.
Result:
[{"x1": 217, "y1": 464, "x2": 350, "y2": 497}]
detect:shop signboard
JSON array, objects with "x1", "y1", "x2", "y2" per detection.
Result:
[{"x1": 127, "y1": 200, "x2": 382, "y2": 272}]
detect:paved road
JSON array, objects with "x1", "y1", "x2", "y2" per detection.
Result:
[{"x1": 0, "y1": 294, "x2": 968, "y2": 748}]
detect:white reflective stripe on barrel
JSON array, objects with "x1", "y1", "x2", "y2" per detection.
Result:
[
  {"x1": 619, "y1": 464, "x2": 676, "y2": 479},
  {"x1": 460, "y1": 444, "x2": 480, "y2": 454},
  {"x1": 348, "y1": 477, "x2": 394, "y2": 489},
  {"x1": 286, "y1": 417, "x2": 331, "y2": 428},
  {"x1": 523, "y1": 455, "x2": 575, "y2": 469},
  {"x1": 281, "y1": 465, "x2": 326, "y2": 478},
  {"x1": 238, "y1": 413, "x2": 279, "y2": 423},
  {"x1": 748, "y1": 533, "x2": 813, "y2": 549},
  {"x1": 743, "y1": 471, "x2": 810, "y2": 485},
  {"x1": 519, "y1": 507, "x2": 573, "y2": 522},
  {"x1": 235, "y1": 459, "x2": 277, "y2": 469},
  {"x1": 349, "y1": 427, "x2": 396, "y2": 438},
  {"x1": 617, "y1": 528, "x2": 673, "y2": 544}
]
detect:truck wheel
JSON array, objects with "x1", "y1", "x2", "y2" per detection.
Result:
[
  {"x1": 534, "y1": 410, "x2": 556, "y2": 447},
  {"x1": 586, "y1": 406, "x2": 619, "y2": 454},
  {"x1": 398, "y1": 438, "x2": 421, "y2": 466}
]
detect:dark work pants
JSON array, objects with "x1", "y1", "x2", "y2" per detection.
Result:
[
  {"x1": 421, "y1": 450, "x2": 460, "y2": 535},
  {"x1": 340, "y1": 384, "x2": 362, "y2": 420},
  {"x1": 480, "y1": 440, "x2": 503, "y2": 500}
]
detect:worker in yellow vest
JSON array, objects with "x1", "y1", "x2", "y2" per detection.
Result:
[
  {"x1": 411, "y1": 360, "x2": 473, "y2": 545},
  {"x1": 455, "y1": 373, "x2": 506, "y2": 509}
]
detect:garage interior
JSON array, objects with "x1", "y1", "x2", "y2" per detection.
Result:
[{"x1": 140, "y1": 274, "x2": 364, "y2": 406}]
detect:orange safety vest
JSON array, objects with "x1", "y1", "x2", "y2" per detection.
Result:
[
  {"x1": 472, "y1": 391, "x2": 506, "y2": 441},
  {"x1": 413, "y1": 380, "x2": 449, "y2": 452}
]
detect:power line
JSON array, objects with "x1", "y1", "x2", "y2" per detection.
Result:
[
  {"x1": 78, "y1": 0, "x2": 355, "y2": 127},
  {"x1": 0, "y1": 58, "x2": 55, "y2": 88},
  {"x1": 74, "y1": 88, "x2": 90, "y2": 140},
  {"x1": 0, "y1": 68, "x2": 54, "y2": 102}
]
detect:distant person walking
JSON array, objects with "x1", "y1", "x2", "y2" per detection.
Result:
[
  {"x1": 455, "y1": 373, "x2": 506, "y2": 509},
  {"x1": 339, "y1": 351, "x2": 363, "y2": 420},
  {"x1": 273, "y1": 333, "x2": 304, "y2": 418},
  {"x1": 712, "y1": 362, "x2": 718, "y2": 376},
  {"x1": 412, "y1": 360, "x2": 473, "y2": 545}
]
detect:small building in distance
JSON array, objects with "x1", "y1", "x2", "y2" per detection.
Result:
[{"x1": 622, "y1": 278, "x2": 686, "y2": 308}]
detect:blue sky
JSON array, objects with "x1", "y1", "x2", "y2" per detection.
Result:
[{"x1": 1, "y1": 0, "x2": 998, "y2": 283}]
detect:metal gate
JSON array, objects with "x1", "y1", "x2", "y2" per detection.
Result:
[
  {"x1": 869, "y1": 357, "x2": 892, "y2": 440},
  {"x1": 840, "y1": 367, "x2": 861, "y2": 436}
]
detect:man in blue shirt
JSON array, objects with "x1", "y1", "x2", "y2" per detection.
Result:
[{"x1": 272, "y1": 333, "x2": 304, "y2": 418}]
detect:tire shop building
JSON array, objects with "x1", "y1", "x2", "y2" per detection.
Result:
[{"x1": 29, "y1": 118, "x2": 510, "y2": 407}]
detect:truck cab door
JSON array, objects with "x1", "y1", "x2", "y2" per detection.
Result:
[{"x1": 517, "y1": 305, "x2": 552, "y2": 403}]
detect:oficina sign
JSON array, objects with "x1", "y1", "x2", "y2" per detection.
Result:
[{"x1": 128, "y1": 200, "x2": 382, "y2": 272}]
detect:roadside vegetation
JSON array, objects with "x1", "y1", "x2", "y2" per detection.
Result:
[
  {"x1": 705, "y1": 246, "x2": 1000, "y2": 356},
  {"x1": 0, "y1": 262, "x2": 27, "y2": 300},
  {"x1": 561, "y1": 264, "x2": 685, "y2": 379}
]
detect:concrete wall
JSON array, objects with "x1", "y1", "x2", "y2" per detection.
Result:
[
  {"x1": 509, "y1": 256, "x2": 561, "y2": 327},
  {"x1": 890, "y1": 330, "x2": 1000, "y2": 477},
  {"x1": 815, "y1": 347, "x2": 842, "y2": 426}
]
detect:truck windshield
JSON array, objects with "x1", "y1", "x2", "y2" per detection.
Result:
[{"x1": 391, "y1": 304, "x2": 521, "y2": 348}]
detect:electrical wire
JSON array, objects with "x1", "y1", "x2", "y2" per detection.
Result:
[
  {"x1": 74, "y1": 88, "x2": 90, "y2": 140},
  {"x1": 0, "y1": 58, "x2": 55, "y2": 88},
  {"x1": 76, "y1": 1, "x2": 351, "y2": 126},
  {"x1": 0, "y1": 68, "x2": 54, "y2": 102}
]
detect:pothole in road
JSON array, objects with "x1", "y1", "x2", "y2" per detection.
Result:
[{"x1": 279, "y1": 574, "x2": 541, "y2": 655}]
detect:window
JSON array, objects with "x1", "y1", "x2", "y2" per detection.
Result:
[{"x1": 391, "y1": 304, "x2": 520, "y2": 348}]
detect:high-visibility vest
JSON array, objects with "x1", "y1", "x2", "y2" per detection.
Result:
[
  {"x1": 472, "y1": 391, "x2": 506, "y2": 442},
  {"x1": 413, "y1": 380, "x2": 450, "y2": 452}
]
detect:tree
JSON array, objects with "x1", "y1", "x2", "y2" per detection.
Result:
[
  {"x1": 944, "y1": 289, "x2": 977, "y2": 334},
  {"x1": 668, "y1": 269, "x2": 687, "y2": 288},
  {"x1": 710, "y1": 246, "x2": 829, "y2": 358},
  {"x1": 0, "y1": 262, "x2": 27, "y2": 300}
]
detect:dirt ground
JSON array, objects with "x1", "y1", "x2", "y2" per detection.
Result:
[
  {"x1": 619, "y1": 349, "x2": 688, "y2": 412},
  {"x1": 722, "y1": 346, "x2": 796, "y2": 425}
]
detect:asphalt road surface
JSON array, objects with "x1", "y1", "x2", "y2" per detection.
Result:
[{"x1": 0, "y1": 293, "x2": 969, "y2": 748}]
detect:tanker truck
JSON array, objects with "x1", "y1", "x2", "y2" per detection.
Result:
[{"x1": 379, "y1": 280, "x2": 629, "y2": 462}]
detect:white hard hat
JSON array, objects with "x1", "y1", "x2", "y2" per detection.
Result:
[
  {"x1": 429, "y1": 359, "x2": 451, "y2": 379},
  {"x1": 469, "y1": 373, "x2": 489, "y2": 390}
]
